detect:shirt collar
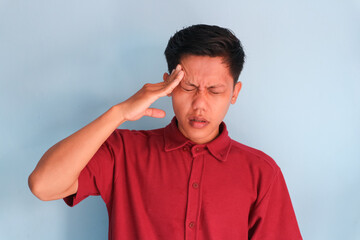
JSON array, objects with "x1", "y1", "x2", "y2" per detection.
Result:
[{"x1": 164, "y1": 117, "x2": 232, "y2": 162}]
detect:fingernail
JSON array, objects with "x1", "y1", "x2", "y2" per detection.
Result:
[
  {"x1": 176, "y1": 65, "x2": 181, "y2": 71},
  {"x1": 171, "y1": 69, "x2": 175, "y2": 74}
]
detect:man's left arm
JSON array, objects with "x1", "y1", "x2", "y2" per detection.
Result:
[{"x1": 248, "y1": 169, "x2": 302, "y2": 240}]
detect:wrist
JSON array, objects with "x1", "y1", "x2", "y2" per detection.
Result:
[{"x1": 108, "y1": 104, "x2": 127, "y2": 126}]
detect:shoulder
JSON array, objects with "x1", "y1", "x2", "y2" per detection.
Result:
[
  {"x1": 104, "y1": 127, "x2": 165, "y2": 146},
  {"x1": 228, "y1": 139, "x2": 284, "y2": 202},
  {"x1": 93, "y1": 127, "x2": 166, "y2": 167},
  {"x1": 229, "y1": 139, "x2": 280, "y2": 175}
]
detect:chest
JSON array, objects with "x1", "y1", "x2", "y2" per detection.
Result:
[{"x1": 114, "y1": 148, "x2": 256, "y2": 233}]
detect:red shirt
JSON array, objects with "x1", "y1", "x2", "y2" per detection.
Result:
[{"x1": 64, "y1": 118, "x2": 302, "y2": 239}]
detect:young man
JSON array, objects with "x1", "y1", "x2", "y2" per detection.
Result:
[{"x1": 29, "y1": 24, "x2": 302, "y2": 239}]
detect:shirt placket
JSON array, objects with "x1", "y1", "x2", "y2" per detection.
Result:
[{"x1": 184, "y1": 145, "x2": 205, "y2": 240}]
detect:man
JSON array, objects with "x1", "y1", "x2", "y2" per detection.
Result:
[{"x1": 29, "y1": 24, "x2": 302, "y2": 239}]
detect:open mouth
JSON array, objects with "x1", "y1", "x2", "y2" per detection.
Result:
[
  {"x1": 190, "y1": 119, "x2": 207, "y2": 123},
  {"x1": 189, "y1": 117, "x2": 209, "y2": 128}
]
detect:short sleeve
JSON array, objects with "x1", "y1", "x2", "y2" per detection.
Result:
[
  {"x1": 63, "y1": 131, "x2": 122, "y2": 207},
  {"x1": 248, "y1": 169, "x2": 302, "y2": 240}
]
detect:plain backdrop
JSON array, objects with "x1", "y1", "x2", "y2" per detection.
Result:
[{"x1": 1, "y1": 0, "x2": 359, "y2": 239}]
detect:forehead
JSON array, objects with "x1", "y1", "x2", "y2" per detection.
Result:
[{"x1": 179, "y1": 55, "x2": 233, "y2": 86}]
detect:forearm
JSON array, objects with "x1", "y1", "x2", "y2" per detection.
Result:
[
  {"x1": 28, "y1": 104, "x2": 126, "y2": 201},
  {"x1": 29, "y1": 65, "x2": 184, "y2": 201}
]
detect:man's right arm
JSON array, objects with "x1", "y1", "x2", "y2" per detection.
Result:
[{"x1": 28, "y1": 65, "x2": 184, "y2": 201}]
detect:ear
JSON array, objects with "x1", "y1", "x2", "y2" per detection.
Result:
[
  {"x1": 230, "y1": 81, "x2": 242, "y2": 104},
  {"x1": 163, "y1": 72, "x2": 169, "y2": 82}
]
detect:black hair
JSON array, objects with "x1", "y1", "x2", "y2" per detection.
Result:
[{"x1": 164, "y1": 24, "x2": 245, "y2": 83}]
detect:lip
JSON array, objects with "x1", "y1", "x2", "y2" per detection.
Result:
[{"x1": 188, "y1": 116, "x2": 209, "y2": 129}]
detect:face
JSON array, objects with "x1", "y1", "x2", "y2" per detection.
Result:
[{"x1": 165, "y1": 55, "x2": 242, "y2": 144}]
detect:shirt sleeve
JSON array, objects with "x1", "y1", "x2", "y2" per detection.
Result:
[
  {"x1": 63, "y1": 131, "x2": 121, "y2": 207},
  {"x1": 248, "y1": 169, "x2": 302, "y2": 240}
]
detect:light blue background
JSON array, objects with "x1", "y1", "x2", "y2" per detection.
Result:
[{"x1": 1, "y1": 0, "x2": 359, "y2": 239}]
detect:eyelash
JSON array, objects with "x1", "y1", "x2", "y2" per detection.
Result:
[
  {"x1": 181, "y1": 86, "x2": 195, "y2": 92},
  {"x1": 181, "y1": 86, "x2": 221, "y2": 94}
]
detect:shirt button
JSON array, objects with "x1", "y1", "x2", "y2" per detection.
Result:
[
  {"x1": 195, "y1": 147, "x2": 200, "y2": 152},
  {"x1": 183, "y1": 147, "x2": 188, "y2": 151},
  {"x1": 192, "y1": 182, "x2": 199, "y2": 189},
  {"x1": 189, "y1": 222, "x2": 195, "y2": 228}
]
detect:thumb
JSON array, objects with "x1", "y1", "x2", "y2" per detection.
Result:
[{"x1": 144, "y1": 108, "x2": 166, "y2": 118}]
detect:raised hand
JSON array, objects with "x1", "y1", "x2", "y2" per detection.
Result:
[
  {"x1": 28, "y1": 65, "x2": 184, "y2": 201},
  {"x1": 119, "y1": 64, "x2": 184, "y2": 121}
]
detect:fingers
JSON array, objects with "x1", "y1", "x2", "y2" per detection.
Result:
[
  {"x1": 144, "y1": 108, "x2": 166, "y2": 118},
  {"x1": 164, "y1": 65, "x2": 183, "y2": 81},
  {"x1": 163, "y1": 65, "x2": 184, "y2": 95},
  {"x1": 170, "y1": 64, "x2": 184, "y2": 81},
  {"x1": 121, "y1": 65, "x2": 182, "y2": 121}
]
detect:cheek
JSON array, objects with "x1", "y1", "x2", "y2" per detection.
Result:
[
  {"x1": 211, "y1": 93, "x2": 232, "y2": 104},
  {"x1": 211, "y1": 96, "x2": 233, "y2": 113},
  {"x1": 172, "y1": 91, "x2": 188, "y2": 111},
  {"x1": 172, "y1": 87, "x2": 192, "y2": 102}
]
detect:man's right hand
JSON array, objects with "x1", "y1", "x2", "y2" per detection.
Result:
[
  {"x1": 119, "y1": 64, "x2": 184, "y2": 121},
  {"x1": 28, "y1": 65, "x2": 184, "y2": 201}
]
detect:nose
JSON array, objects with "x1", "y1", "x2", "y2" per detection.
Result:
[{"x1": 191, "y1": 90, "x2": 208, "y2": 112}]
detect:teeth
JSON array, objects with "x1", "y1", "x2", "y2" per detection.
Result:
[{"x1": 191, "y1": 119, "x2": 206, "y2": 122}]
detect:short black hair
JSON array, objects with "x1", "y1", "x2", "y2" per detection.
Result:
[{"x1": 164, "y1": 24, "x2": 245, "y2": 83}]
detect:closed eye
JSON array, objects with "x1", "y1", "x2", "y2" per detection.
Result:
[
  {"x1": 181, "y1": 86, "x2": 196, "y2": 91},
  {"x1": 208, "y1": 87, "x2": 224, "y2": 94},
  {"x1": 180, "y1": 82, "x2": 197, "y2": 91}
]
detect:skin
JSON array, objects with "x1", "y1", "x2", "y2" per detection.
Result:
[
  {"x1": 28, "y1": 65, "x2": 184, "y2": 201},
  {"x1": 28, "y1": 55, "x2": 241, "y2": 201},
  {"x1": 164, "y1": 55, "x2": 242, "y2": 144}
]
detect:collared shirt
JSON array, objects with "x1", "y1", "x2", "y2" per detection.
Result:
[{"x1": 64, "y1": 117, "x2": 302, "y2": 240}]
